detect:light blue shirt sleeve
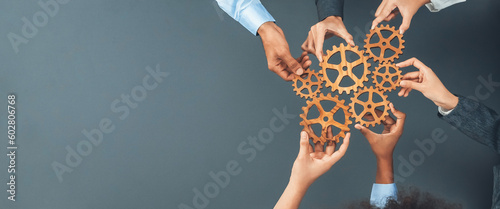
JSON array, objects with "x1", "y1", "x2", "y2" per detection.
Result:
[
  {"x1": 425, "y1": 0, "x2": 466, "y2": 12},
  {"x1": 216, "y1": 0, "x2": 275, "y2": 35},
  {"x1": 370, "y1": 183, "x2": 398, "y2": 208}
]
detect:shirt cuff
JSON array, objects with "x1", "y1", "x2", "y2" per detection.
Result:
[
  {"x1": 425, "y1": 0, "x2": 466, "y2": 12},
  {"x1": 238, "y1": 1, "x2": 275, "y2": 35},
  {"x1": 438, "y1": 106, "x2": 455, "y2": 116},
  {"x1": 370, "y1": 183, "x2": 398, "y2": 208}
]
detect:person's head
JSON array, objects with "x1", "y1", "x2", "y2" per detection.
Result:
[{"x1": 346, "y1": 187, "x2": 462, "y2": 209}]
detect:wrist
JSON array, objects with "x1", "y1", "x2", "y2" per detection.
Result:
[
  {"x1": 376, "y1": 157, "x2": 394, "y2": 184},
  {"x1": 257, "y1": 21, "x2": 276, "y2": 37},
  {"x1": 286, "y1": 179, "x2": 310, "y2": 195},
  {"x1": 323, "y1": 16, "x2": 342, "y2": 22},
  {"x1": 436, "y1": 92, "x2": 458, "y2": 111}
]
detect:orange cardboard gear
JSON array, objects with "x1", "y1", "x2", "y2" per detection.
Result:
[
  {"x1": 319, "y1": 44, "x2": 371, "y2": 94},
  {"x1": 372, "y1": 62, "x2": 403, "y2": 92},
  {"x1": 364, "y1": 25, "x2": 405, "y2": 63},
  {"x1": 349, "y1": 86, "x2": 390, "y2": 127},
  {"x1": 292, "y1": 69, "x2": 323, "y2": 99},
  {"x1": 299, "y1": 93, "x2": 352, "y2": 144}
]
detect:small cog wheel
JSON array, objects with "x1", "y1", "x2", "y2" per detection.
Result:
[
  {"x1": 364, "y1": 25, "x2": 405, "y2": 63},
  {"x1": 319, "y1": 43, "x2": 371, "y2": 94},
  {"x1": 372, "y1": 62, "x2": 403, "y2": 92},
  {"x1": 349, "y1": 86, "x2": 390, "y2": 127},
  {"x1": 292, "y1": 69, "x2": 323, "y2": 99},
  {"x1": 299, "y1": 93, "x2": 352, "y2": 144}
]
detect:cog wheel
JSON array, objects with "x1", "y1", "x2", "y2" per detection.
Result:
[
  {"x1": 349, "y1": 86, "x2": 390, "y2": 127},
  {"x1": 319, "y1": 43, "x2": 371, "y2": 94},
  {"x1": 364, "y1": 24, "x2": 405, "y2": 63},
  {"x1": 292, "y1": 69, "x2": 323, "y2": 99},
  {"x1": 299, "y1": 93, "x2": 352, "y2": 144},
  {"x1": 372, "y1": 62, "x2": 403, "y2": 92}
]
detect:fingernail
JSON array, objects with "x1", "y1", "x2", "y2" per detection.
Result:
[
  {"x1": 400, "y1": 29, "x2": 404, "y2": 34},
  {"x1": 301, "y1": 131, "x2": 307, "y2": 139},
  {"x1": 400, "y1": 81, "x2": 406, "y2": 86},
  {"x1": 371, "y1": 25, "x2": 375, "y2": 30},
  {"x1": 296, "y1": 68, "x2": 304, "y2": 75},
  {"x1": 354, "y1": 124, "x2": 362, "y2": 129}
]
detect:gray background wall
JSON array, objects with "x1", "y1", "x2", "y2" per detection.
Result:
[{"x1": 0, "y1": 0, "x2": 499, "y2": 208}]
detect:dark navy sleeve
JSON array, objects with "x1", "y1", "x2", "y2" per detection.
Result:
[
  {"x1": 438, "y1": 95, "x2": 500, "y2": 154},
  {"x1": 315, "y1": 0, "x2": 344, "y2": 21}
]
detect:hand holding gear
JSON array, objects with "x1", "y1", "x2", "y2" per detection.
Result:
[{"x1": 364, "y1": 25, "x2": 405, "y2": 63}]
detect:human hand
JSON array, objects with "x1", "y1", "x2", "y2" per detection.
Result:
[
  {"x1": 258, "y1": 22, "x2": 311, "y2": 81},
  {"x1": 289, "y1": 128, "x2": 350, "y2": 189},
  {"x1": 397, "y1": 58, "x2": 459, "y2": 110},
  {"x1": 371, "y1": 0, "x2": 430, "y2": 34},
  {"x1": 354, "y1": 103, "x2": 406, "y2": 161},
  {"x1": 301, "y1": 16, "x2": 354, "y2": 62}
]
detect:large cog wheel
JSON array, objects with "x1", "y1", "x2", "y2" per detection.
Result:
[
  {"x1": 292, "y1": 69, "x2": 323, "y2": 99},
  {"x1": 364, "y1": 25, "x2": 405, "y2": 63},
  {"x1": 349, "y1": 86, "x2": 390, "y2": 127},
  {"x1": 372, "y1": 62, "x2": 403, "y2": 92},
  {"x1": 319, "y1": 43, "x2": 371, "y2": 94},
  {"x1": 299, "y1": 93, "x2": 352, "y2": 144}
]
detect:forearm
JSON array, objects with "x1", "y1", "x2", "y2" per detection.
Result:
[
  {"x1": 274, "y1": 181, "x2": 309, "y2": 209},
  {"x1": 375, "y1": 157, "x2": 394, "y2": 184}
]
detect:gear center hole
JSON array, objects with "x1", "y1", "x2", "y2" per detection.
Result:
[
  {"x1": 342, "y1": 66, "x2": 348, "y2": 72},
  {"x1": 367, "y1": 104, "x2": 372, "y2": 109},
  {"x1": 323, "y1": 116, "x2": 329, "y2": 122}
]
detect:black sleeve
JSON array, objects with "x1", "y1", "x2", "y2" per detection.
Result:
[
  {"x1": 438, "y1": 95, "x2": 500, "y2": 154},
  {"x1": 315, "y1": 0, "x2": 344, "y2": 21}
]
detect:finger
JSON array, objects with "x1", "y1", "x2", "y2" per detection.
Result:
[
  {"x1": 400, "y1": 80, "x2": 423, "y2": 93},
  {"x1": 375, "y1": 0, "x2": 388, "y2": 17},
  {"x1": 337, "y1": 28, "x2": 355, "y2": 47},
  {"x1": 396, "y1": 58, "x2": 430, "y2": 73},
  {"x1": 312, "y1": 26, "x2": 325, "y2": 63},
  {"x1": 274, "y1": 68, "x2": 294, "y2": 81},
  {"x1": 298, "y1": 131, "x2": 311, "y2": 157},
  {"x1": 372, "y1": 5, "x2": 394, "y2": 29},
  {"x1": 314, "y1": 141, "x2": 324, "y2": 152},
  {"x1": 401, "y1": 71, "x2": 421, "y2": 80},
  {"x1": 399, "y1": 14, "x2": 413, "y2": 34},
  {"x1": 384, "y1": 10, "x2": 400, "y2": 21},
  {"x1": 282, "y1": 53, "x2": 304, "y2": 76},
  {"x1": 325, "y1": 140, "x2": 336, "y2": 156},
  {"x1": 389, "y1": 103, "x2": 406, "y2": 129},
  {"x1": 328, "y1": 132, "x2": 350, "y2": 164},
  {"x1": 354, "y1": 124, "x2": 377, "y2": 140}
]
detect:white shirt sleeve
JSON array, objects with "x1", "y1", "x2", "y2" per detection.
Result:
[
  {"x1": 216, "y1": 0, "x2": 275, "y2": 35},
  {"x1": 438, "y1": 106, "x2": 455, "y2": 116},
  {"x1": 370, "y1": 183, "x2": 398, "y2": 208},
  {"x1": 425, "y1": 0, "x2": 466, "y2": 12}
]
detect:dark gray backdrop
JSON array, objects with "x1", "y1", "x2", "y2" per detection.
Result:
[{"x1": 0, "y1": 0, "x2": 499, "y2": 208}]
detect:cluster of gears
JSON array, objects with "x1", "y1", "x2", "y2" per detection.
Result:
[{"x1": 292, "y1": 25, "x2": 405, "y2": 145}]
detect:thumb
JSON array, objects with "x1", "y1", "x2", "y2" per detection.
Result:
[
  {"x1": 298, "y1": 131, "x2": 311, "y2": 157},
  {"x1": 355, "y1": 124, "x2": 376, "y2": 140},
  {"x1": 338, "y1": 29, "x2": 355, "y2": 47},
  {"x1": 400, "y1": 80, "x2": 423, "y2": 92},
  {"x1": 282, "y1": 53, "x2": 304, "y2": 76}
]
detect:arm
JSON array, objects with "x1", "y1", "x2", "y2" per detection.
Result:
[
  {"x1": 274, "y1": 130, "x2": 350, "y2": 209},
  {"x1": 302, "y1": 0, "x2": 354, "y2": 62},
  {"x1": 397, "y1": 58, "x2": 499, "y2": 153},
  {"x1": 355, "y1": 103, "x2": 406, "y2": 207},
  {"x1": 425, "y1": 0, "x2": 466, "y2": 12},
  {"x1": 216, "y1": 0, "x2": 311, "y2": 80}
]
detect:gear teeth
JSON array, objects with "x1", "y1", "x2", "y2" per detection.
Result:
[
  {"x1": 299, "y1": 93, "x2": 352, "y2": 144},
  {"x1": 364, "y1": 24, "x2": 404, "y2": 63},
  {"x1": 291, "y1": 69, "x2": 323, "y2": 99},
  {"x1": 349, "y1": 86, "x2": 390, "y2": 127}
]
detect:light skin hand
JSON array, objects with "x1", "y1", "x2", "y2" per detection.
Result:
[
  {"x1": 371, "y1": 0, "x2": 431, "y2": 34},
  {"x1": 301, "y1": 16, "x2": 355, "y2": 62},
  {"x1": 354, "y1": 103, "x2": 406, "y2": 184},
  {"x1": 274, "y1": 128, "x2": 350, "y2": 209},
  {"x1": 258, "y1": 22, "x2": 312, "y2": 81},
  {"x1": 396, "y1": 57, "x2": 459, "y2": 110}
]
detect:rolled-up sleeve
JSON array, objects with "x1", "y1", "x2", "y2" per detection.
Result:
[
  {"x1": 425, "y1": 0, "x2": 466, "y2": 12},
  {"x1": 370, "y1": 183, "x2": 398, "y2": 208},
  {"x1": 216, "y1": 0, "x2": 275, "y2": 35}
]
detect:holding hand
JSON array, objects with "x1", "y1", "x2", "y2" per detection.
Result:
[
  {"x1": 258, "y1": 22, "x2": 312, "y2": 81},
  {"x1": 301, "y1": 16, "x2": 355, "y2": 62},
  {"x1": 355, "y1": 103, "x2": 406, "y2": 184},
  {"x1": 397, "y1": 58, "x2": 459, "y2": 110},
  {"x1": 371, "y1": 0, "x2": 430, "y2": 34},
  {"x1": 274, "y1": 128, "x2": 350, "y2": 209}
]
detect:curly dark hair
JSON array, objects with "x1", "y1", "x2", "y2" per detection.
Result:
[{"x1": 345, "y1": 186, "x2": 462, "y2": 209}]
